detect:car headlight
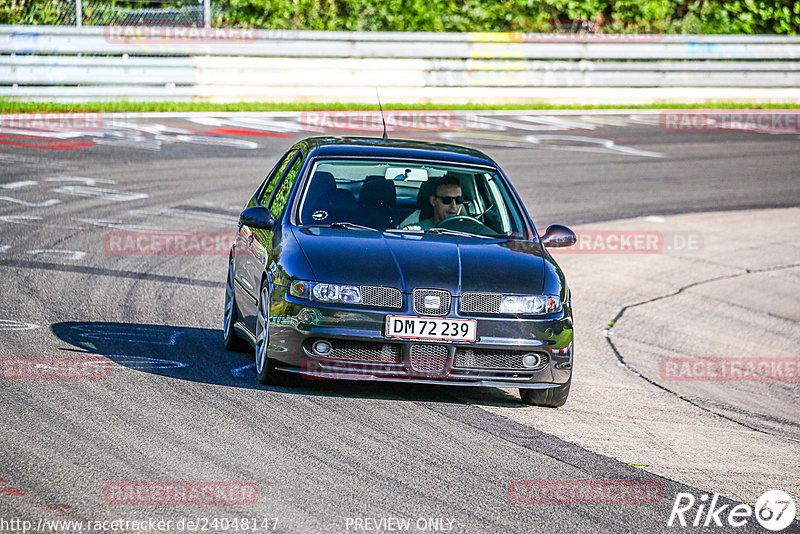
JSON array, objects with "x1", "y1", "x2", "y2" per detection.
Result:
[
  {"x1": 290, "y1": 280, "x2": 362, "y2": 305},
  {"x1": 500, "y1": 294, "x2": 561, "y2": 314}
]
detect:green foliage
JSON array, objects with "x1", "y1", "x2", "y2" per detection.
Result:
[
  {"x1": 0, "y1": 0, "x2": 72, "y2": 24},
  {"x1": 3, "y1": 0, "x2": 799, "y2": 33},
  {"x1": 678, "y1": 0, "x2": 800, "y2": 34},
  {"x1": 212, "y1": 0, "x2": 799, "y2": 33}
]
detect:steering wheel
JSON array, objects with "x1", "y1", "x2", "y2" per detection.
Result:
[{"x1": 435, "y1": 215, "x2": 494, "y2": 235}]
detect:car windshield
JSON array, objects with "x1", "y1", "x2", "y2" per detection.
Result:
[{"x1": 297, "y1": 159, "x2": 525, "y2": 237}]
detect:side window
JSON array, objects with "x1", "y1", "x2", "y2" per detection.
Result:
[
  {"x1": 269, "y1": 154, "x2": 304, "y2": 219},
  {"x1": 257, "y1": 149, "x2": 297, "y2": 206}
]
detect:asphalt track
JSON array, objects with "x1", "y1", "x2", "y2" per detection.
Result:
[{"x1": 0, "y1": 110, "x2": 798, "y2": 533}]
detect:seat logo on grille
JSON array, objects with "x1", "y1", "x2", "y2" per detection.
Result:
[{"x1": 423, "y1": 295, "x2": 441, "y2": 309}]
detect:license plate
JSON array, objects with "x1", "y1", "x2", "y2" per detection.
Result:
[{"x1": 385, "y1": 315, "x2": 476, "y2": 342}]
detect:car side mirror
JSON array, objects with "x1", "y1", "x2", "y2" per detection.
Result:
[
  {"x1": 239, "y1": 206, "x2": 275, "y2": 230},
  {"x1": 540, "y1": 224, "x2": 576, "y2": 248}
]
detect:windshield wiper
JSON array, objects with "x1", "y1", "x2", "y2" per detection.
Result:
[
  {"x1": 308, "y1": 222, "x2": 378, "y2": 231},
  {"x1": 385, "y1": 228, "x2": 423, "y2": 234},
  {"x1": 424, "y1": 227, "x2": 492, "y2": 239}
]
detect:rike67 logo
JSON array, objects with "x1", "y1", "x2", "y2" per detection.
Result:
[{"x1": 668, "y1": 490, "x2": 796, "y2": 531}]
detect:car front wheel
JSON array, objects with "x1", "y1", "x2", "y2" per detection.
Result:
[
  {"x1": 254, "y1": 282, "x2": 278, "y2": 385},
  {"x1": 520, "y1": 377, "x2": 571, "y2": 408}
]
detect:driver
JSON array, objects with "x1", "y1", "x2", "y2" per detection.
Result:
[{"x1": 402, "y1": 176, "x2": 462, "y2": 230}]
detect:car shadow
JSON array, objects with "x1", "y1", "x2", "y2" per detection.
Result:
[{"x1": 51, "y1": 321, "x2": 525, "y2": 406}]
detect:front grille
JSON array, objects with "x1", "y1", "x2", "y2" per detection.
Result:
[
  {"x1": 327, "y1": 340, "x2": 401, "y2": 363},
  {"x1": 459, "y1": 292, "x2": 502, "y2": 314},
  {"x1": 454, "y1": 348, "x2": 549, "y2": 371},
  {"x1": 413, "y1": 288, "x2": 450, "y2": 316},
  {"x1": 409, "y1": 344, "x2": 449, "y2": 373},
  {"x1": 360, "y1": 285, "x2": 402, "y2": 309}
]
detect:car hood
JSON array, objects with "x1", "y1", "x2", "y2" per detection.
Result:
[{"x1": 292, "y1": 227, "x2": 546, "y2": 295}]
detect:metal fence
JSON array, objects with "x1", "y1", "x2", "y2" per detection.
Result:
[
  {"x1": 10, "y1": 0, "x2": 217, "y2": 28},
  {"x1": 1, "y1": 25, "x2": 799, "y2": 104}
]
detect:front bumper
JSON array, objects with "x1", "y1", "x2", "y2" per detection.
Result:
[{"x1": 267, "y1": 288, "x2": 573, "y2": 389}]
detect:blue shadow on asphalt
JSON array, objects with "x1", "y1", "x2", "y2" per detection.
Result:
[{"x1": 50, "y1": 321, "x2": 523, "y2": 405}]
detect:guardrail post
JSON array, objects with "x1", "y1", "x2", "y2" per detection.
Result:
[{"x1": 75, "y1": 0, "x2": 82, "y2": 26}]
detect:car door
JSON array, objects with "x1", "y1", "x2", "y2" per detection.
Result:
[
  {"x1": 235, "y1": 149, "x2": 297, "y2": 332},
  {"x1": 258, "y1": 148, "x2": 305, "y2": 291}
]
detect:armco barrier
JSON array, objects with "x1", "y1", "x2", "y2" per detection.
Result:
[{"x1": 1, "y1": 25, "x2": 799, "y2": 103}]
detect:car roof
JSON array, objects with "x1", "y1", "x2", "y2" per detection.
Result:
[{"x1": 298, "y1": 137, "x2": 498, "y2": 167}]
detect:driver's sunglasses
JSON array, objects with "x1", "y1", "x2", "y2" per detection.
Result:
[{"x1": 436, "y1": 195, "x2": 463, "y2": 205}]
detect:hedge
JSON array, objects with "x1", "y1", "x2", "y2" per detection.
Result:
[{"x1": 2, "y1": 0, "x2": 799, "y2": 34}]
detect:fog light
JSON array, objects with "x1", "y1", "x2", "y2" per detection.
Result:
[
  {"x1": 522, "y1": 353, "x2": 541, "y2": 369},
  {"x1": 312, "y1": 340, "x2": 332, "y2": 356}
]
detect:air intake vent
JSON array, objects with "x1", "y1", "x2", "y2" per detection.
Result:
[
  {"x1": 327, "y1": 340, "x2": 401, "y2": 363},
  {"x1": 455, "y1": 348, "x2": 549, "y2": 371},
  {"x1": 360, "y1": 285, "x2": 402, "y2": 309},
  {"x1": 409, "y1": 344, "x2": 449, "y2": 373},
  {"x1": 459, "y1": 292, "x2": 502, "y2": 314}
]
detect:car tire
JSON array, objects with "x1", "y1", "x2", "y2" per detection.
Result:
[
  {"x1": 254, "y1": 280, "x2": 299, "y2": 386},
  {"x1": 254, "y1": 281, "x2": 277, "y2": 384},
  {"x1": 223, "y1": 259, "x2": 249, "y2": 352},
  {"x1": 520, "y1": 377, "x2": 571, "y2": 408}
]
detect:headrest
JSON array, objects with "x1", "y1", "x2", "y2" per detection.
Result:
[{"x1": 359, "y1": 176, "x2": 396, "y2": 208}]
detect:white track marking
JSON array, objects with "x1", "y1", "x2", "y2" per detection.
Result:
[
  {"x1": 438, "y1": 131, "x2": 664, "y2": 157},
  {"x1": 0, "y1": 129, "x2": 84, "y2": 139},
  {"x1": 467, "y1": 116, "x2": 569, "y2": 132},
  {"x1": 0, "y1": 319, "x2": 40, "y2": 331},
  {"x1": 51, "y1": 186, "x2": 148, "y2": 202},
  {"x1": 26, "y1": 249, "x2": 86, "y2": 261},
  {"x1": 523, "y1": 134, "x2": 664, "y2": 158},
  {"x1": 71, "y1": 218, "x2": 161, "y2": 231},
  {"x1": 45, "y1": 177, "x2": 116, "y2": 186},
  {"x1": 0, "y1": 215, "x2": 84, "y2": 229},
  {"x1": 0, "y1": 181, "x2": 38, "y2": 189},
  {"x1": 172, "y1": 134, "x2": 258, "y2": 149},
  {"x1": 103, "y1": 355, "x2": 189, "y2": 370},
  {"x1": 0, "y1": 196, "x2": 61, "y2": 207},
  {"x1": 71, "y1": 324, "x2": 183, "y2": 346},
  {"x1": 628, "y1": 115, "x2": 665, "y2": 126},
  {"x1": 515, "y1": 115, "x2": 598, "y2": 131},
  {"x1": 231, "y1": 363, "x2": 255, "y2": 377},
  {"x1": 575, "y1": 115, "x2": 634, "y2": 127},
  {"x1": 189, "y1": 116, "x2": 304, "y2": 133},
  {"x1": 0, "y1": 215, "x2": 43, "y2": 224},
  {"x1": 94, "y1": 136, "x2": 164, "y2": 151},
  {"x1": 128, "y1": 208, "x2": 236, "y2": 226},
  {"x1": 200, "y1": 201, "x2": 243, "y2": 212},
  {"x1": 105, "y1": 120, "x2": 194, "y2": 135}
]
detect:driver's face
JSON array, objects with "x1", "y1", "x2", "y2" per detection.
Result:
[{"x1": 430, "y1": 184, "x2": 462, "y2": 224}]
